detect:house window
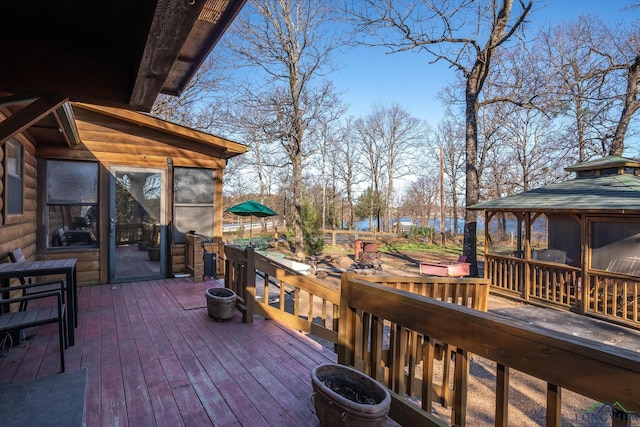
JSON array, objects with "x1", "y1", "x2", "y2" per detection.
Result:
[
  {"x1": 173, "y1": 167, "x2": 214, "y2": 244},
  {"x1": 46, "y1": 160, "x2": 99, "y2": 249},
  {"x1": 5, "y1": 138, "x2": 23, "y2": 216}
]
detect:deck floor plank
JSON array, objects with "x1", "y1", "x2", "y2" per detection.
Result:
[{"x1": 0, "y1": 277, "x2": 337, "y2": 426}]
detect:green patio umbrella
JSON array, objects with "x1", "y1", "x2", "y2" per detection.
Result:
[{"x1": 226, "y1": 200, "x2": 278, "y2": 242}]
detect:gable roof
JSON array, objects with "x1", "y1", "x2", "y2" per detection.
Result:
[{"x1": 565, "y1": 155, "x2": 640, "y2": 172}]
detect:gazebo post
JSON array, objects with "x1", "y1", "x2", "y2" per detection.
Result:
[
  {"x1": 523, "y1": 212, "x2": 532, "y2": 302},
  {"x1": 580, "y1": 214, "x2": 588, "y2": 315},
  {"x1": 483, "y1": 211, "x2": 490, "y2": 279}
]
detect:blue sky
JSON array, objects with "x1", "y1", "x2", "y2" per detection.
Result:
[{"x1": 334, "y1": 0, "x2": 638, "y2": 124}]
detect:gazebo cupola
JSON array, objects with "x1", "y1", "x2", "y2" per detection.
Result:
[{"x1": 566, "y1": 155, "x2": 640, "y2": 179}]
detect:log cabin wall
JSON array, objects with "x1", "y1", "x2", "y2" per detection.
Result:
[{"x1": 0, "y1": 109, "x2": 39, "y2": 267}]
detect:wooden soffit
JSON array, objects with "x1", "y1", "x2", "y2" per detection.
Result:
[{"x1": 0, "y1": 0, "x2": 246, "y2": 112}]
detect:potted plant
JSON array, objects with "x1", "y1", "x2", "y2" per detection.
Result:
[
  {"x1": 205, "y1": 288, "x2": 237, "y2": 321},
  {"x1": 311, "y1": 363, "x2": 391, "y2": 426}
]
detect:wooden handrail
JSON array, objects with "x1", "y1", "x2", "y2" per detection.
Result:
[{"x1": 338, "y1": 272, "x2": 640, "y2": 426}]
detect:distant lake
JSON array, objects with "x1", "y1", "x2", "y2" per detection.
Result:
[{"x1": 354, "y1": 216, "x2": 545, "y2": 234}]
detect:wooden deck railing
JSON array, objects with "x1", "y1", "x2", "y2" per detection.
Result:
[
  {"x1": 223, "y1": 245, "x2": 492, "y2": 348},
  {"x1": 487, "y1": 254, "x2": 640, "y2": 329},
  {"x1": 486, "y1": 254, "x2": 581, "y2": 309},
  {"x1": 361, "y1": 275, "x2": 491, "y2": 311},
  {"x1": 221, "y1": 246, "x2": 640, "y2": 425},
  {"x1": 355, "y1": 275, "x2": 491, "y2": 409},
  {"x1": 252, "y1": 251, "x2": 341, "y2": 345},
  {"x1": 223, "y1": 245, "x2": 341, "y2": 337},
  {"x1": 223, "y1": 245, "x2": 255, "y2": 323},
  {"x1": 114, "y1": 223, "x2": 142, "y2": 245},
  {"x1": 338, "y1": 272, "x2": 640, "y2": 427}
]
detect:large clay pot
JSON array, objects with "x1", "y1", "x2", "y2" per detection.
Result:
[
  {"x1": 311, "y1": 364, "x2": 391, "y2": 426},
  {"x1": 205, "y1": 288, "x2": 236, "y2": 321}
]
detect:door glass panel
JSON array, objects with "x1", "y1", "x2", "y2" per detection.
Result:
[{"x1": 112, "y1": 169, "x2": 164, "y2": 281}]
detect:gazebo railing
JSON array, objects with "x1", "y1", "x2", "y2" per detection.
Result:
[
  {"x1": 485, "y1": 254, "x2": 524, "y2": 295},
  {"x1": 487, "y1": 254, "x2": 640, "y2": 329},
  {"x1": 485, "y1": 254, "x2": 580, "y2": 310},
  {"x1": 586, "y1": 270, "x2": 640, "y2": 328},
  {"x1": 529, "y1": 259, "x2": 581, "y2": 308}
]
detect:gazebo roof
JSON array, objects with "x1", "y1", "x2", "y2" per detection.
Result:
[{"x1": 470, "y1": 156, "x2": 640, "y2": 213}]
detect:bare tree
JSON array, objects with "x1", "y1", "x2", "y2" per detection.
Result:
[
  {"x1": 353, "y1": 112, "x2": 384, "y2": 234},
  {"x1": 354, "y1": 103, "x2": 425, "y2": 232},
  {"x1": 535, "y1": 16, "x2": 640, "y2": 159},
  {"x1": 401, "y1": 175, "x2": 439, "y2": 233},
  {"x1": 335, "y1": 117, "x2": 364, "y2": 230},
  {"x1": 378, "y1": 104, "x2": 427, "y2": 232},
  {"x1": 433, "y1": 113, "x2": 466, "y2": 235},
  {"x1": 312, "y1": 120, "x2": 344, "y2": 230},
  {"x1": 224, "y1": 0, "x2": 345, "y2": 255},
  {"x1": 497, "y1": 104, "x2": 566, "y2": 191},
  {"x1": 151, "y1": 54, "x2": 229, "y2": 133},
  {"x1": 610, "y1": 35, "x2": 640, "y2": 155},
  {"x1": 350, "y1": 0, "x2": 532, "y2": 276}
]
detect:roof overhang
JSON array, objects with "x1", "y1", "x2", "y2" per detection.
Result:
[
  {"x1": 0, "y1": 0, "x2": 246, "y2": 112},
  {"x1": 71, "y1": 103, "x2": 249, "y2": 160},
  {"x1": 470, "y1": 174, "x2": 640, "y2": 214}
]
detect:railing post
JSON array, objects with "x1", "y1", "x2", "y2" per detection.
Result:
[
  {"x1": 337, "y1": 272, "x2": 355, "y2": 365},
  {"x1": 496, "y1": 363, "x2": 509, "y2": 427},
  {"x1": 244, "y1": 246, "x2": 255, "y2": 324},
  {"x1": 546, "y1": 383, "x2": 561, "y2": 427},
  {"x1": 452, "y1": 348, "x2": 469, "y2": 427}
]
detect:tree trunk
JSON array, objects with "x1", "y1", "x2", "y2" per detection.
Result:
[
  {"x1": 610, "y1": 55, "x2": 640, "y2": 156},
  {"x1": 292, "y1": 152, "x2": 304, "y2": 256},
  {"x1": 464, "y1": 76, "x2": 481, "y2": 277}
]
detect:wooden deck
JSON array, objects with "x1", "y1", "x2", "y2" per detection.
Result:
[{"x1": 0, "y1": 277, "x2": 337, "y2": 426}]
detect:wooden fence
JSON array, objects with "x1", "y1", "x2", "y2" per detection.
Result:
[{"x1": 587, "y1": 270, "x2": 640, "y2": 326}]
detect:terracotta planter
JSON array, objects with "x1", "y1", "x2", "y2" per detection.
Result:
[
  {"x1": 205, "y1": 288, "x2": 236, "y2": 321},
  {"x1": 311, "y1": 364, "x2": 391, "y2": 426}
]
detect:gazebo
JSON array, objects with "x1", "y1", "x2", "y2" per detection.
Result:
[{"x1": 470, "y1": 155, "x2": 640, "y2": 330}]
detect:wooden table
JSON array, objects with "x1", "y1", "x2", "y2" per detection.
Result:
[{"x1": 0, "y1": 258, "x2": 78, "y2": 346}]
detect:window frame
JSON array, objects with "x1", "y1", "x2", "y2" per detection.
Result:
[
  {"x1": 3, "y1": 138, "x2": 24, "y2": 223},
  {"x1": 45, "y1": 159, "x2": 100, "y2": 250},
  {"x1": 172, "y1": 167, "x2": 215, "y2": 244}
]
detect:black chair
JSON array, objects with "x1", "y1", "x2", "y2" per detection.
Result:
[
  {"x1": 8, "y1": 248, "x2": 67, "y2": 311},
  {"x1": 0, "y1": 283, "x2": 67, "y2": 372}
]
